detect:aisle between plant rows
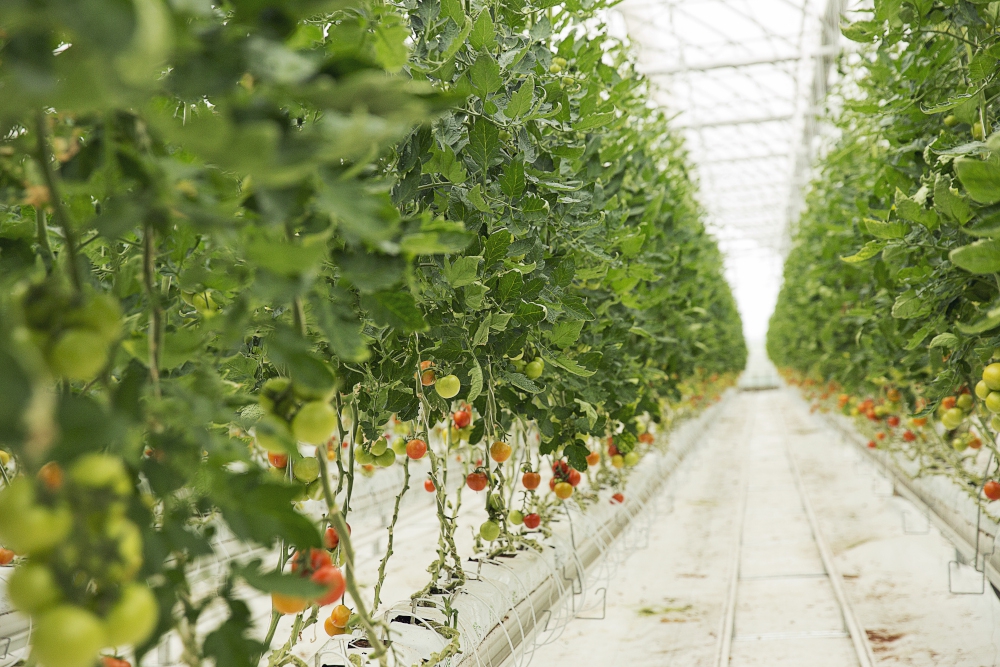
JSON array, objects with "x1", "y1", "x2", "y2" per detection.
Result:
[{"x1": 532, "y1": 389, "x2": 1000, "y2": 667}]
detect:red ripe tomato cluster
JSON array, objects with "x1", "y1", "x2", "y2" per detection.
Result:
[
  {"x1": 548, "y1": 460, "x2": 580, "y2": 489},
  {"x1": 275, "y1": 548, "x2": 346, "y2": 613},
  {"x1": 452, "y1": 409, "x2": 471, "y2": 429}
]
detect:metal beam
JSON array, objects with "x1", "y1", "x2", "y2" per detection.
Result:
[
  {"x1": 675, "y1": 113, "x2": 794, "y2": 130},
  {"x1": 644, "y1": 45, "x2": 841, "y2": 76}
]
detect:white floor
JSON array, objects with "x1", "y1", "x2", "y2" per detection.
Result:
[{"x1": 530, "y1": 390, "x2": 1000, "y2": 666}]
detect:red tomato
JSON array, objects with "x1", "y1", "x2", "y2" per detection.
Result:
[
  {"x1": 466, "y1": 472, "x2": 488, "y2": 491},
  {"x1": 312, "y1": 565, "x2": 346, "y2": 606},
  {"x1": 887, "y1": 415, "x2": 900, "y2": 427},
  {"x1": 0, "y1": 548, "x2": 13, "y2": 565},
  {"x1": 102, "y1": 657, "x2": 131, "y2": 667},
  {"x1": 324, "y1": 524, "x2": 351, "y2": 550},
  {"x1": 424, "y1": 478, "x2": 435, "y2": 492},
  {"x1": 867, "y1": 440, "x2": 877, "y2": 449},
  {"x1": 523, "y1": 513, "x2": 541, "y2": 529},
  {"x1": 268, "y1": 452, "x2": 288, "y2": 468},
  {"x1": 453, "y1": 410, "x2": 471, "y2": 429},
  {"x1": 902, "y1": 430, "x2": 916, "y2": 442},
  {"x1": 969, "y1": 436, "x2": 983, "y2": 449},
  {"x1": 607, "y1": 443, "x2": 619, "y2": 457},
  {"x1": 568, "y1": 469, "x2": 581, "y2": 487},
  {"x1": 942, "y1": 396, "x2": 957, "y2": 410},
  {"x1": 292, "y1": 548, "x2": 332, "y2": 573},
  {"x1": 611, "y1": 492, "x2": 624, "y2": 504},
  {"x1": 985, "y1": 480, "x2": 1000, "y2": 501},
  {"x1": 406, "y1": 439, "x2": 427, "y2": 460},
  {"x1": 552, "y1": 460, "x2": 569, "y2": 480},
  {"x1": 548, "y1": 477, "x2": 556, "y2": 491},
  {"x1": 522, "y1": 472, "x2": 540, "y2": 490},
  {"x1": 876, "y1": 431, "x2": 886, "y2": 441}
]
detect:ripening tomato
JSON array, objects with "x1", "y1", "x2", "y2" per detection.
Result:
[
  {"x1": 406, "y1": 439, "x2": 427, "y2": 460},
  {"x1": 984, "y1": 480, "x2": 1000, "y2": 501},
  {"x1": 608, "y1": 443, "x2": 619, "y2": 457},
  {"x1": 941, "y1": 396, "x2": 957, "y2": 410},
  {"x1": 453, "y1": 410, "x2": 471, "y2": 429},
  {"x1": 0, "y1": 548, "x2": 13, "y2": 565},
  {"x1": 329, "y1": 604, "x2": 351, "y2": 628},
  {"x1": 902, "y1": 430, "x2": 916, "y2": 442},
  {"x1": 420, "y1": 370, "x2": 436, "y2": 386},
  {"x1": 912, "y1": 417, "x2": 927, "y2": 427},
  {"x1": 554, "y1": 482, "x2": 573, "y2": 499},
  {"x1": 611, "y1": 454, "x2": 624, "y2": 468},
  {"x1": 102, "y1": 657, "x2": 131, "y2": 667},
  {"x1": 548, "y1": 477, "x2": 556, "y2": 491},
  {"x1": 312, "y1": 565, "x2": 346, "y2": 606},
  {"x1": 324, "y1": 617, "x2": 346, "y2": 636},
  {"x1": 611, "y1": 492, "x2": 624, "y2": 504},
  {"x1": 523, "y1": 513, "x2": 541, "y2": 529},
  {"x1": 272, "y1": 592, "x2": 308, "y2": 615},
  {"x1": 969, "y1": 436, "x2": 983, "y2": 449},
  {"x1": 522, "y1": 472, "x2": 540, "y2": 490},
  {"x1": 568, "y1": 469, "x2": 581, "y2": 487},
  {"x1": 324, "y1": 524, "x2": 351, "y2": 550},
  {"x1": 467, "y1": 472, "x2": 488, "y2": 491},
  {"x1": 887, "y1": 415, "x2": 900, "y2": 428},
  {"x1": 585, "y1": 452, "x2": 600, "y2": 466},
  {"x1": 292, "y1": 548, "x2": 333, "y2": 573},
  {"x1": 876, "y1": 432, "x2": 886, "y2": 441},
  {"x1": 490, "y1": 441, "x2": 511, "y2": 463},
  {"x1": 268, "y1": 452, "x2": 288, "y2": 468},
  {"x1": 37, "y1": 462, "x2": 63, "y2": 491},
  {"x1": 867, "y1": 440, "x2": 877, "y2": 449},
  {"x1": 424, "y1": 478, "x2": 436, "y2": 493},
  {"x1": 886, "y1": 388, "x2": 901, "y2": 402}
]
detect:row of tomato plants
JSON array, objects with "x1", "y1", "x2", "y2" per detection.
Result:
[
  {"x1": 0, "y1": 0, "x2": 744, "y2": 666},
  {"x1": 768, "y1": 0, "x2": 1000, "y2": 508}
]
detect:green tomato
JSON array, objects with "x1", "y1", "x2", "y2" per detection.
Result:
[
  {"x1": 108, "y1": 518, "x2": 144, "y2": 580},
  {"x1": 480, "y1": 520, "x2": 501, "y2": 541},
  {"x1": 512, "y1": 359, "x2": 526, "y2": 373},
  {"x1": 293, "y1": 457, "x2": 320, "y2": 483},
  {"x1": 32, "y1": 605, "x2": 106, "y2": 667},
  {"x1": 976, "y1": 380, "x2": 991, "y2": 400},
  {"x1": 370, "y1": 437, "x2": 388, "y2": 456},
  {"x1": 941, "y1": 407, "x2": 965, "y2": 430},
  {"x1": 7, "y1": 563, "x2": 62, "y2": 614},
  {"x1": 259, "y1": 377, "x2": 292, "y2": 414},
  {"x1": 508, "y1": 510, "x2": 524, "y2": 525},
  {"x1": 944, "y1": 114, "x2": 958, "y2": 127},
  {"x1": 952, "y1": 437, "x2": 969, "y2": 452},
  {"x1": 256, "y1": 414, "x2": 293, "y2": 453},
  {"x1": 624, "y1": 451, "x2": 640, "y2": 466},
  {"x1": 391, "y1": 437, "x2": 407, "y2": 456},
  {"x1": 435, "y1": 375, "x2": 461, "y2": 399},
  {"x1": 984, "y1": 363, "x2": 1000, "y2": 391},
  {"x1": 70, "y1": 453, "x2": 132, "y2": 495},
  {"x1": 986, "y1": 392, "x2": 1000, "y2": 414},
  {"x1": 0, "y1": 479, "x2": 72, "y2": 555},
  {"x1": 68, "y1": 292, "x2": 123, "y2": 342},
  {"x1": 292, "y1": 401, "x2": 338, "y2": 444},
  {"x1": 993, "y1": 415, "x2": 1000, "y2": 431},
  {"x1": 103, "y1": 583, "x2": 159, "y2": 647},
  {"x1": 354, "y1": 447, "x2": 375, "y2": 465},
  {"x1": 375, "y1": 449, "x2": 397, "y2": 467},
  {"x1": 957, "y1": 393, "x2": 974, "y2": 411},
  {"x1": 525, "y1": 359, "x2": 544, "y2": 380},
  {"x1": 47, "y1": 329, "x2": 109, "y2": 381}
]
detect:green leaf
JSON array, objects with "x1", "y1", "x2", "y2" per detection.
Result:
[
  {"x1": 361, "y1": 291, "x2": 428, "y2": 331},
  {"x1": 904, "y1": 324, "x2": 933, "y2": 350},
  {"x1": 468, "y1": 118, "x2": 500, "y2": 171},
  {"x1": 957, "y1": 301, "x2": 1000, "y2": 334},
  {"x1": 841, "y1": 19, "x2": 880, "y2": 42},
  {"x1": 840, "y1": 240, "x2": 886, "y2": 263},
  {"x1": 266, "y1": 327, "x2": 338, "y2": 393},
  {"x1": 574, "y1": 399, "x2": 598, "y2": 428},
  {"x1": 441, "y1": 16, "x2": 473, "y2": 61},
  {"x1": 471, "y1": 318, "x2": 491, "y2": 346},
  {"x1": 470, "y1": 54, "x2": 503, "y2": 95},
  {"x1": 467, "y1": 360, "x2": 484, "y2": 403},
  {"x1": 440, "y1": 0, "x2": 464, "y2": 23},
  {"x1": 515, "y1": 302, "x2": 546, "y2": 325},
  {"x1": 444, "y1": 256, "x2": 481, "y2": 287},
  {"x1": 484, "y1": 230, "x2": 513, "y2": 266},
  {"x1": 575, "y1": 111, "x2": 616, "y2": 131},
  {"x1": 934, "y1": 174, "x2": 974, "y2": 223},
  {"x1": 500, "y1": 160, "x2": 526, "y2": 198},
  {"x1": 969, "y1": 52, "x2": 997, "y2": 82},
  {"x1": 955, "y1": 157, "x2": 1000, "y2": 204},
  {"x1": 505, "y1": 80, "x2": 534, "y2": 119},
  {"x1": 962, "y1": 210, "x2": 1000, "y2": 237},
  {"x1": 469, "y1": 11, "x2": 496, "y2": 51},
  {"x1": 862, "y1": 217, "x2": 908, "y2": 239},
  {"x1": 373, "y1": 14, "x2": 410, "y2": 73},
  {"x1": 891, "y1": 290, "x2": 931, "y2": 319},
  {"x1": 564, "y1": 442, "x2": 589, "y2": 471},
  {"x1": 928, "y1": 333, "x2": 960, "y2": 349},
  {"x1": 894, "y1": 189, "x2": 938, "y2": 229},
  {"x1": 550, "y1": 355, "x2": 596, "y2": 377},
  {"x1": 495, "y1": 271, "x2": 523, "y2": 303},
  {"x1": 547, "y1": 320, "x2": 584, "y2": 348},
  {"x1": 466, "y1": 183, "x2": 491, "y2": 212},
  {"x1": 501, "y1": 370, "x2": 542, "y2": 393},
  {"x1": 949, "y1": 238, "x2": 1000, "y2": 273}
]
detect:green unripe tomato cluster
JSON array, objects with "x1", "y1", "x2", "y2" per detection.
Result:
[{"x1": 981, "y1": 364, "x2": 1000, "y2": 415}]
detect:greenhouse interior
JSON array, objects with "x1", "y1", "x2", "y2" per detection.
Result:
[{"x1": 3, "y1": 0, "x2": 1000, "y2": 665}]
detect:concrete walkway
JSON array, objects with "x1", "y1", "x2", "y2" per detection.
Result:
[{"x1": 531, "y1": 389, "x2": 1000, "y2": 666}]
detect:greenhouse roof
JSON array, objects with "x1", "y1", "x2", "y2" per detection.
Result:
[{"x1": 617, "y1": 0, "x2": 850, "y2": 339}]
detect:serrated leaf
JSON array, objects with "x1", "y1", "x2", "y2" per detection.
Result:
[
  {"x1": 515, "y1": 302, "x2": 546, "y2": 324},
  {"x1": 969, "y1": 52, "x2": 997, "y2": 82},
  {"x1": 500, "y1": 160, "x2": 525, "y2": 198},
  {"x1": 444, "y1": 255, "x2": 481, "y2": 287},
  {"x1": 547, "y1": 320, "x2": 584, "y2": 348},
  {"x1": 921, "y1": 92, "x2": 977, "y2": 114},
  {"x1": 470, "y1": 54, "x2": 502, "y2": 95},
  {"x1": 495, "y1": 271, "x2": 523, "y2": 303},
  {"x1": 955, "y1": 157, "x2": 1000, "y2": 204},
  {"x1": 466, "y1": 183, "x2": 491, "y2": 212},
  {"x1": 484, "y1": 231, "x2": 513, "y2": 266},
  {"x1": 471, "y1": 318, "x2": 491, "y2": 346},
  {"x1": 441, "y1": 16, "x2": 473, "y2": 61},
  {"x1": 501, "y1": 370, "x2": 542, "y2": 393},
  {"x1": 963, "y1": 210, "x2": 1000, "y2": 237},
  {"x1": 891, "y1": 290, "x2": 931, "y2": 319},
  {"x1": 957, "y1": 301, "x2": 1000, "y2": 334},
  {"x1": 841, "y1": 240, "x2": 886, "y2": 263},
  {"x1": 928, "y1": 333, "x2": 959, "y2": 349},
  {"x1": 373, "y1": 14, "x2": 410, "y2": 73},
  {"x1": 949, "y1": 238, "x2": 1000, "y2": 273},
  {"x1": 863, "y1": 217, "x2": 908, "y2": 239},
  {"x1": 468, "y1": 118, "x2": 500, "y2": 172},
  {"x1": 361, "y1": 291, "x2": 428, "y2": 331},
  {"x1": 550, "y1": 354, "x2": 596, "y2": 377},
  {"x1": 467, "y1": 360, "x2": 484, "y2": 402},
  {"x1": 894, "y1": 189, "x2": 938, "y2": 229},
  {"x1": 841, "y1": 19, "x2": 880, "y2": 42},
  {"x1": 934, "y1": 173, "x2": 974, "y2": 223},
  {"x1": 904, "y1": 324, "x2": 933, "y2": 350},
  {"x1": 469, "y1": 11, "x2": 496, "y2": 51},
  {"x1": 575, "y1": 111, "x2": 616, "y2": 132},
  {"x1": 505, "y1": 80, "x2": 534, "y2": 119}
]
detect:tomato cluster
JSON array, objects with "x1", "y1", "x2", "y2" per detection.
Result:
[
  {"x1": 0, "y1": 455, "x2": 157, "y2": 667},
  {"x1": 272, "y1": 549, "x2": 346, "y2": 614}
]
